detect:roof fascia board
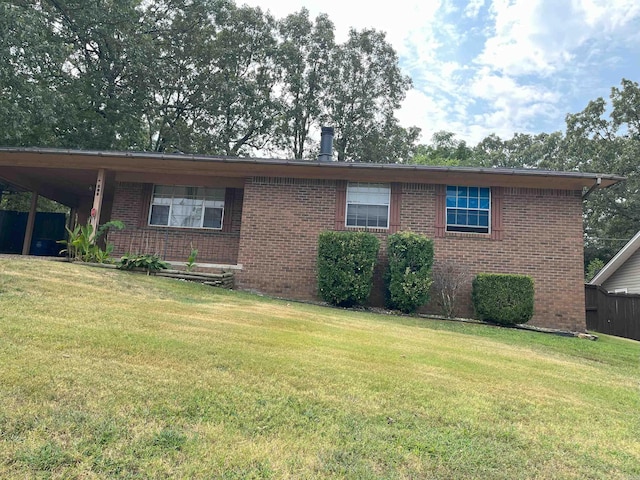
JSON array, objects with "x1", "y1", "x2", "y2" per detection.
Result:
[{"x1": 0, "y1": 147, "x2": 624, "y2": 190}]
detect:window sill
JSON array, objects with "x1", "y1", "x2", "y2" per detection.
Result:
[
  {"x1": 147, "y1": 224, "x2": 224, "y2": 232},
  {"x1": 345, "y1": 226, "x2": 389, "y2": 233},
  {"x1": 444, "y1": 231, "x2": 492, "y2": 240}
]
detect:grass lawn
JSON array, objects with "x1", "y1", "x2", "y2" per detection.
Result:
[{"x1": 0, "y1": 258, "x2": 639, "y2": 479}]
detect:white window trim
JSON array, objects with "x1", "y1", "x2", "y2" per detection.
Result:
[
  {"x1": 345, "y1": 182, "x2": 391, "y2": 229},
  {"x1": 148, "y1": 185, "x2": 225, "y2": 230},
  {"x1": 445, "y1": 186, "x2": 491, "y2": 234}
]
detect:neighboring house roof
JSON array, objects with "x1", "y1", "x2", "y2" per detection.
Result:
[
  {"x1": 0, "y1": 147, "x2": 624, "y2": 206},
  {"x1": 589, "y1": 230, "x2": 640, "y2": 286}
]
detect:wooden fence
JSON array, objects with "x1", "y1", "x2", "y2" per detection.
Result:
[{"x1": 585, "y1": 284, "x2": 640, "y2": 341}]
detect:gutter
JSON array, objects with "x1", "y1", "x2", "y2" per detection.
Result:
[{"x1": 582, "y1": 177, "x2": 602, "y2": 199}]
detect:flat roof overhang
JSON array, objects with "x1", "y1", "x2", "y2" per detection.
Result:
[{"x1": 0, "y1": 147, "x2": 624, "y2": 206}]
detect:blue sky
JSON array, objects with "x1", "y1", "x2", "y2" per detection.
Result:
[{"x1": 242, "y1": 0, "x2": 640, "y2": 145}]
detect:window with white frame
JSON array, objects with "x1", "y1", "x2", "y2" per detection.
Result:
[
  {"x1": 149, "y1": 185, "x2": 225, "y2": 229},
  {"x1": 346, "y1": 183, "x2": 390, "y2": 228},
  {"x1": 446, "y1": 186, "x2": 490, "y2": 234}
]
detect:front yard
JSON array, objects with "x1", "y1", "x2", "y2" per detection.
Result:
[{"x1": 0, "y1": 258, "x2": 638, "y2": 479}]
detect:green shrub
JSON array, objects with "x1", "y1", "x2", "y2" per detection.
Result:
[
  {"x1": 472, "y1": 273, "x2": 534, "y2": 325},
  {"x1": 385, "y1": 232, "x2": 434, "y2": 313},
  {"x1": 317, "y1": 231, "x2": 380, "y2": 307},
  {"x1": 585, "y1": 258, "x2": 605, "y2": 282},
  {"x1": 117, "y1": 253, "x2": 169, "y2": 274}
]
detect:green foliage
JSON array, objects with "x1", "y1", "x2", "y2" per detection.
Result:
[
  {"x1": 586, "y1": 258, "x2": 605, "y2": 282},
  {"x1": 58, "y1": 220, "x2": 125, "y2": 263},
  {"x1": 118, "y1": 253, "x2": 169, "y2": 274},
  {"x1": 276, "y1": 9, "x2": 335, "y2": 159},
  {"x1": 472, "y1": 274, "x2": 534, "y2": 325},
  {"x1": 325, "y1": 28, "x2": 416, "y2": 162},
  {"x1": 410, "y1": 131, "x2": 475, "y2": 166},
  {"x1": 0, "y1": 1, "x2": 417, "y2": 160},
  {"x1": 186, "y1": 246, "x2": 198, "y2": 272},
  {"x1": 317, "y1": 231, "x2": 380, "y2": 307},
  {"x1": 385, "y1": 232, "x2": 434, "y2": 313},
  {"x1": 0, "y1": 192, "x2": 68, "y2": 213}
]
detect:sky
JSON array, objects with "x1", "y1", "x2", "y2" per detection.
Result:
[{"x1": 241, "y1": 0, "x2": 640, "y2": 145}]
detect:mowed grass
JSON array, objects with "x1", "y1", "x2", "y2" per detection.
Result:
[{"x1": 0, "y1": 258, "x2": 638, "y2": 479}]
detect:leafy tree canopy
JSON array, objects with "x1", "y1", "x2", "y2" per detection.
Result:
[{"x1": 0, "y1": 0, "x2": 417, "y2": 161}]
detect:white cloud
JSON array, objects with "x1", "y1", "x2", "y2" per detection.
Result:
[
  {"x1": 242, "y1": 0, "x2": 443, "y2": 48},
  {"x1": 578, "y1": 0, "x2": 640, "y2": 30},
  {"x1": 464, "y1": 0, "x2": 485, "y2": 17},
  {"x1": 476, "y1": 0, "x2": 640, "y2": 76},
  {"x1": 241, "y1": 0, "x2": 640, "y2": 145}
]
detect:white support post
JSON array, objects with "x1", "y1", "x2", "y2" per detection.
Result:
[{"x1": 90, "y1": 169, "x2": 106, "y2": 239}]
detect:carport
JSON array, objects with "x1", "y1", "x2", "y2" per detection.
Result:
[{"x1": 0, "y1": 149, "x2": 113, "y2": 255}]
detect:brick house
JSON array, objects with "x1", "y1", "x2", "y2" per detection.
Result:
[{"x1": 0, "y1": 142, "x2": 622, "y2": 331}]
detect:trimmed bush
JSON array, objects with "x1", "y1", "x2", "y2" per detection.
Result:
[
  {"x1": 472, "y1": 273, "x2": 534, "y2": 325},
  {"x1": 317, "y1": 231, "x2": 380, "y2": 307},
  {"x1": 386, "y1": 232, "x2": 434, "y2": 313}
]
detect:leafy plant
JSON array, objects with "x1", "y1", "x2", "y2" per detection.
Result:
[
  {"x1": 117, "y1": 253, "x2": 169, "y2": 274},
  {"x1": 472, "y1": 273, "x2": 534, "y2": 325},
  {"x1": 58, "y1": 220, "x2": 124, "y2": 263},
  {"x1": 317, "y1": 231, "x2": 380, "y2": 307},
  {"x1": 186, "y1": 245, "x2": 198, "y2": 272},
  {"x1": 385, "y1": 232, "x2": 434, "y2": 313},
  {"x1": 586, "y1": 258, "x2": 605, "y2": 282}
]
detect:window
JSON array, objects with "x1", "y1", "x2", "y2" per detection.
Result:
[
  {"x1": 149, "y1": 185, "x2": 225, "y2": 229},
  {"x1": 446, "y1": 186, "x2": 490, "y2": 234},
  {"x1": 346, "y1": 183, "x2": 390, "y2": 228}
]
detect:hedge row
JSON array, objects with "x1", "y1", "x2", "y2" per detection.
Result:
[
  {"x1": 317, "y1": 231, "x2": 434, "y2": 312},
  {"x1": 317, "y1": 230, "x2": 535, "y2": 326}
]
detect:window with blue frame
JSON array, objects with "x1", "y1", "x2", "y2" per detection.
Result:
[{"x1": 446, "y1": 186, "x2": 490, "y2": 234}]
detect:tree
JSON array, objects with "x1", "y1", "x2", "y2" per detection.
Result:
[
  {"x1": 411, "y1": 131, "x2": 474, "y2": 166},
  {"x1": 195, "y1": 4, "x2": 281, "y2": 156},
  {"x1": 276, "y1": 9, "x2": 334, "y2": 159},
  {"x1": 322, "y1": 28, "x2": 416, "y2": 162},
  {"x1": 38, "y1": 0, "x2": 151, "y2": 150},
  {"x1": 564, "y1": 80, "x2": 640, "y2": 267},
  {"x1": 140, "y1": 0, "x2": 226, "y2": 153},
  {"x1": 0, "y1": 2, "x2": 69, "y2": 147}
]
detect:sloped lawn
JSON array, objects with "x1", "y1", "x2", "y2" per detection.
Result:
[{"x1": 0, "y1": 258, "x2": 638, "y2": 479}]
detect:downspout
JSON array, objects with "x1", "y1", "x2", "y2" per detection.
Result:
[{"x1": 582, "y1": 177, "x2": 602, "y2": 200}]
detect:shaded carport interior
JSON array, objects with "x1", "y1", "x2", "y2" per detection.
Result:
[{"x1": 0, "y1": 164, "x2": 114, "y2": 255}]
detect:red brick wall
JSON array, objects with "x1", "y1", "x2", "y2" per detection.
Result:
[
  {"x1": 236, "y1": 177, "x2": 337, "y2": 297},
  {"x1": 400, "y1": 184, "x2": 585, "y2": 331},
  {"x1": 108, "y1": 182, "x2": 242, "y2": 264},
  {"x1": 236, "y1": 178, "x2": 586, "y2": 331}
]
